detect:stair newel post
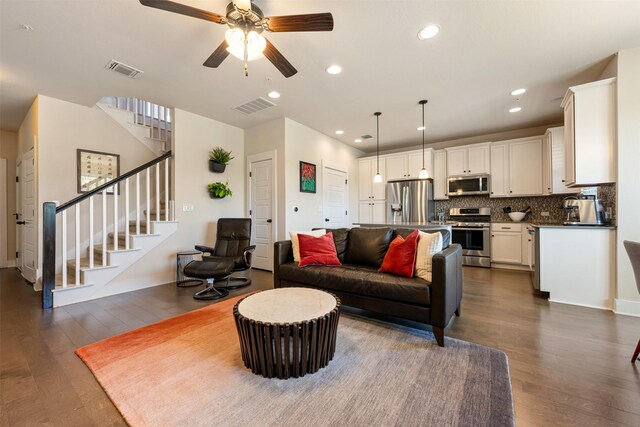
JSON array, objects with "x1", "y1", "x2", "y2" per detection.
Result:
[
  {"x1": 125, "y1": 178, "x2": 130, "y2": 249},
  {"x1": 89, "y1": 196, "x2": 95, "y2": 268},
  {"x1": 75, "y1": 204, "x2": 80, "y2": 283},
  {"x1": 155, "y1": 163, "x2": 160, "y2": 222},
  {"x1": 113, "y1": 182, "x2": 118, "y2": 251},
  {"x1": 164, "y1": 159, "x2": 169, "y2": 221},
  {"x1": 42, "y1": 202, "x2": 56, "y2": 309},
  {"x1": 62, "y1": 209, "x2": 67, "y2": 288},
  {"x1": 136, "y1": 173, "x2": 141, "y2": 235},
  {"x1": 102, "y1": 190, "x2": 107, "y2": 266},
  {"x1": 146, "y1": 168, "x2": 151, "y2": 235}
]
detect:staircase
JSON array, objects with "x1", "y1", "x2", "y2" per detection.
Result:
[
  {"x1": 42, "y1": 152, "x2": 177, "y2": 308},
  {"x1": 96, "y1": 97, "x2": 172, "y2": 156}
]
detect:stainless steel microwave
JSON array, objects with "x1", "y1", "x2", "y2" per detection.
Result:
[{"x1": 447, "y1": 175, "x2": 490, "y2": 196}]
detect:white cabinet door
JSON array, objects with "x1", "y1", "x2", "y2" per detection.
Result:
[
  {"x1": 509, "y1": 138, "x2": 543, "y2": 196},
  {"x1": 407, "y1": 150, "x2": 430, "y2": 178},
  {"x1": 521, "y1": 226, "x2": 534, "y2": 268},
  {"x1": 548, "y1": 127, "x2": 579, "y2": 194},
  {"x1": 490, "y1": 144, "x2": 509, "y2": 197},
  {"x1": 446, "y1": 147, "x2": 467, "y2": 176},
  {"x1": 358, "y1": 158, "x2": 372, "y2": 201},
  {"x1": 542, "y1": 133, "x2": 552, "y2": 195},
  {"x1": 385, "y1": 154, "x2": 407, "y2": 180},
  {"x1": 433, "y1": 150, "x2": 448, "y2": 200},
  {"x1": 491, "y1": 232, "x2": 522, "y2": 264},
  {"x1": 372, "y1": 158, "x2": 386, "y2": 200},
  {"x1": 563, "y1": 96, "x2": 576, "y2": 186},
  {"x1": 372, "y1": 201, "x2": 386, "y2": 223},
  {"x1": 358, "y1": 201, "x2": 372, "y2": 223},
  {"x1": 467, "y1": 144, "x2": 490, "y2": 174}
]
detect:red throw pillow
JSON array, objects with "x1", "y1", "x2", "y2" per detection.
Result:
[
  {"x1": 379, "y1": 229, "x2": 419, "y2": 277},
  {"x1": 298, "y1": 232, "x2": 341, "y2": 267}
]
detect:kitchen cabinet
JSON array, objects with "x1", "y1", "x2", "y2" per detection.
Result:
[
  {"x1": 433, "y1": 150, "x2": 448, "y2": 200},
  {"x1": 385, "y1": 150, "x2": 433, "y2": 180},
  {"x1": 358, "y1": 157, "x2": 386, "y2": 200},
  {"x1": 490, "y1": 137, "x2": 543, "y2": 197},
  {"x1": 543, "y1": 127, "x2": 579, "y2": 195},
  {"x1": 358, "y1": 200, "x2": 385, "y2": 223},
  {"x1": 561, "y1": 78, "x2": 616, "y2": 186},
  {"x1": 521, "y1": 225, "x2": 535, "y2": 269},
  {"x1": 491, "y1": 223, "x2": 523, "y2": 264},
  {"x1": 445, "y1": 143, "x2": 490, "y2": 176}
]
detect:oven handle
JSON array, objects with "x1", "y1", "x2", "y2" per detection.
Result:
[{"x1": 452, "y1": 227, "x2": 490, "y2": 231}]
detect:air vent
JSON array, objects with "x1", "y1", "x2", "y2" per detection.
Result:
[
  {"x1": 105, "y1": 60, "x2": 143, "y2": 79},
  {"x1": 232, "y1": 97, "x2": 276, "y2": 115},
  {"x1": 361, "y1": 134, "x2": 373, "y2": 140}
]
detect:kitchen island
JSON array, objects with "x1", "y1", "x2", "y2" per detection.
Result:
[
  {"x1": 534, "y1": 224, "x2": 616, "y2": 310},
  {"x1": 353, "y1": 222, "x2": 452, "y2": 232}
]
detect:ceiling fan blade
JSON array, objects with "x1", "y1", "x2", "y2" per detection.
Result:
[
  {"x1": 203, "y1": 41, "x2": 230, "y2": 68},
  {"x1": 139, "y1": 0, "x2": 226, "y2": 24},
  {"x1": 263, "y1": 13, "x2": 334, "y2": 32},
  {"x1": 263, "y1": 39, "x2": 297, "y2": 78}
]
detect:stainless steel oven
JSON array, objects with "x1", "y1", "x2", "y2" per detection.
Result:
[{"x1": 448, "y1": 208, "x2": 491, "y2": 268}]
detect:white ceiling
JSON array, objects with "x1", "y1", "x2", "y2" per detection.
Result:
[{"x1": 1, "y1": 1, "x2": 640, "y2": 152}]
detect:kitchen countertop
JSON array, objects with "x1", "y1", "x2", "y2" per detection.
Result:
[
  {"x1": 353, "y1": 222, "x2": 452, "y2": 229},
  {"x1": 530, "y1": 223, "x2": 616, "y2": 229}
]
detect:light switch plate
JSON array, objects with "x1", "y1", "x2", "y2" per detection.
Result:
[{"x1": 182, "y1": 203, "x2": 194, "y2": 212}]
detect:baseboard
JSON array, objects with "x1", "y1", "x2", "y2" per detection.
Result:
[
  {"x1": 6, "y1": 260, "x2": 16, "y2": 268},
  {"x1": 614, "y1": 299, "x2": 640, "y2": 317},
  {"x1": 549, "y1": 298, "x2": 613, "y2": 311},
  {"x1": 490, "y1": 263, "x2": 532, "y2": 272}
]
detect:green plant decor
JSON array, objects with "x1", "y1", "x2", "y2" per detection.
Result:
[
  {"x1": 208, "y1": 181, "x2": 233, "y2": 199},
  {"x1": 209, "y1": 147, "x2": 234, "y2": 165}
]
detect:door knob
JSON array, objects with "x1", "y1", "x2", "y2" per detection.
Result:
[
  {"x1": 266, "y1": 219, "x2": 272, "y2": 223},
  {"x1": 16, "y1": 221, "x2": 26, "y2": 225},
  {"x1": 325, "y1": 218, "x2": 330, "y2": 222}
]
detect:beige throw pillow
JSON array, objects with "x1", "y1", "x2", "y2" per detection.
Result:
[
  {"x1": 290, "y1": 229, "x2": 327, "y2": 262},
  {"x1": 414, "y1": 231, "x2": 443, "y2": 282}
]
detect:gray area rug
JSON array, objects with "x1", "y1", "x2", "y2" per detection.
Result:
[{"x1": 77, "y1": 297, "x2": 514, "y2": 427}]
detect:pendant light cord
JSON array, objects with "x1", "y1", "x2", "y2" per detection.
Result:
[
  {"x1": 375, "y1": 112, "x2": 381, "y2": 174},
  {"x1": 419, "y1": 100, "x2": 428, "y2": 169}
]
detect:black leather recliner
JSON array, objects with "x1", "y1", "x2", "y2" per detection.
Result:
[{"x1": 184, "y1": 218, "x2": 256, "y2": 300}]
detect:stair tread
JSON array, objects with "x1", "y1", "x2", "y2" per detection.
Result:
[{"x1": 67, "y1": 259, "x2": 118, "y2": 270}]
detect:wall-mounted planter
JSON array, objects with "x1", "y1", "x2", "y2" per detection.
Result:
[
  {"x1": 209, "y1": 160, "x2": 226, "y2": 173},
  {"x1": 209, "y1": 193, "x2": 226, "y2": 199}
]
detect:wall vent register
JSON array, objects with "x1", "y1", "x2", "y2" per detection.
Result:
[
  {"x1": 232, "y1": 97, "x2": 276, "y2": 115},
  {"x1": 105, "y1": 60, "x2": 143, "y2": 78}
]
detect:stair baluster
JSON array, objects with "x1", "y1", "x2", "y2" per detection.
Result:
[
  {"x1": 136, "y1": 174, "x2": 141, "y2": 235},
  {"x1": 146, "y1": 169, "x2": 151, "y2": 235},
  {"x1": 89, "y1": 196, "x2": 94, "y2": 268},
  {"x1": 113, "y1": 182, "x2": 119, "y2": 251},
  {"x1": 75, "y1": 204, "x2": 80, "y2": 283},
  {"x1": 125, "y1": 178, "x2": 130, "y2": 250},
  {"x1": 164, "y1": 159, "x2": 169, "y2": 221},
  {"x1": 62, "y1": 210, "x2": 67, "y2": 288},
  {"x1": 156, "y1": 163, "x2": 160, "y2": 222}
]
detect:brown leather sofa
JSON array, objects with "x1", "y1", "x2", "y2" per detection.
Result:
[{"x1": 273, "y1": 227, "x2": 462, "y2": 347}]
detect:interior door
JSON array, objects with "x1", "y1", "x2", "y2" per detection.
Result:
[
  {"x1": 21, "y1": 148, "x2": 37, "y2": 282},
  {"x1": 249, "y1": 157, "x2": 273, "y2": 271},
  {"x1": 15, "y1": 159, "x2": 22, "y2": 271},
  {"x1": 323, "y1": 166, "x2": 348, "y2": 228}
]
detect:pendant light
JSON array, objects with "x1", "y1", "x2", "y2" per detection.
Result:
[
  {"x1": 418, "y1": 100, "x2": 430, "y2": 179},
  {"x1": 373, "y1": 112, "x2": 383, "y2": 183}
]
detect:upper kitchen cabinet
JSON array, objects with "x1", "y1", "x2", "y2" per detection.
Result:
[
  {"x1": 385, "y1": 150, "x2": 433, "y2": 180},
  {"x1": 445, "y1": 143, "x2": 490, "y2": 176},
  {"x1": 543, "y1": 127, "x2": 579, "y2": 195},
  {"x1": 490, "y1": 137, "x2": 543, "y2": 197},
  {"x1": 433, "y1": 150, "x2": 448, "y2": 200},
  {"x1": 561, "y1": 78, "x2": 616, "y2": 186},
  {"x1": 358, "y1": 157, "x2": 386, "y2": 200}
]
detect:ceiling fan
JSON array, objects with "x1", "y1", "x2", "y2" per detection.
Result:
[{"x1": 139, "y1": 0, "x2": 334, "y2": 78}]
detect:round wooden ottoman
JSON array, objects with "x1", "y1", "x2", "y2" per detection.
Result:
[{"x1": 233, "y1": 288, "x2": 341, "y2": 379}]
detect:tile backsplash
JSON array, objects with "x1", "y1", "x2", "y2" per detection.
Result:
[{"x1": 434, "y1": 184, "x2": 616, "y2": 224}]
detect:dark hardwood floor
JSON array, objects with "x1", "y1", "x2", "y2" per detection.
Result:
[{"x1": 1, "y1": 266, "x2": 639, "y2": 426}]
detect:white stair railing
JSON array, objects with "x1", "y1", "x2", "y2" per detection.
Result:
[
  {"x1": 112, "y1": 97, "x2": 172, "y2": 148},
  {"x1": 42, "y1": 152, "x2": 173, "y2": 308}
]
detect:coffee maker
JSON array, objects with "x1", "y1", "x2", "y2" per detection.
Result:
[{"x1": 562, "y1": 195, "x2": 603, "y2": 225}]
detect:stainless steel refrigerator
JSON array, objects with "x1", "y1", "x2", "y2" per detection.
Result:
[{"x1": 386, "y1": 179, "x2": 435, "y2": 224}]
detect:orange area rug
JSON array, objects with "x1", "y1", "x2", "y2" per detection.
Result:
[{"x1": 77, "y1": 294, "x2": 514, "y2": 426}]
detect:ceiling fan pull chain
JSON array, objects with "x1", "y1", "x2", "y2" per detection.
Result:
[{"x1": 244, "y1": 28, "x2": 249, "y2": 76}]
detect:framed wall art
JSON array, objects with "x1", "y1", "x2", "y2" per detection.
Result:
[
  {"x1": 77, "y1": 149, "x2": 120, "y2": 194},
  {"x1": 299, "y1": 161, "x2": 316, "y2": 193}
]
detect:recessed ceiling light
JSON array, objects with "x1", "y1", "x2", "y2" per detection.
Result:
[
  {"x1": 267, "y1": 91, "x2": 280, "y2": 99},
  {"x1": 509, "y1": 107, "x2": 522, "y2": 113},
  {"x1": 417, "y1": 25, "x2": 440, "y2": 40},
  {"x1": 511, "y1": 88, "x2": 526, "y2": 96},
  {"x1": 354, "y1": 139, "x2": 362, "y2": 143},
  {"x1": 335, "y1": 130, "x2": 344, "y2": 135},
  {"x1": 326, "y1": 65, "x2": 342, "y2": 75},
  {"x1": 417, "y1": 126, "x2": 426, "y2": 131}
]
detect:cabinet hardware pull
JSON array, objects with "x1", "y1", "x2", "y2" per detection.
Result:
[{"x1": 501, "y1": 227, "x2": 510, "y2": 229}]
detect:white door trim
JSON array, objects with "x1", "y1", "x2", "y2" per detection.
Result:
[
  {"x1": 322, "y1": 160, "x2": 349, "y2": 227},
  {"x1": 0, "y1": 159, "x2": 7, "y2": 268}
]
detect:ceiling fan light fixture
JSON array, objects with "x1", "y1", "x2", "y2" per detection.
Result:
[
  {"x1": 417, "y1": 24, "x2": 440, "y2": 40},
  {"x1": 225, "y1": 28, "x2": 266, "y2": 61},
  {"x1": 232, "y1": 0, "x2": 252, "y2": 13}
]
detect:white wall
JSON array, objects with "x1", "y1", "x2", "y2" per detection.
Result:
[
  {"x1": 615, "y1": 47, "x2": 640, "y2": 316},
  {"x1": 102, "y1": 108, "x2": 245, "y2": 294},
  {"x1": 283, "y1": 118, "x2": 364, "y2": 234},
  {"x1": 0, "y1": 130, "x2": 18, "y2": 265}
]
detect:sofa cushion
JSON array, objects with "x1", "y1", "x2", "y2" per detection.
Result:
[
  {"x1": 298, "y1": 232, "x2": 341, "y2": 267},
  {"x1": 415, "y1": 231, "x2": 443, "y2": 282},
  {"x1": 278, "y1": 262, "x2": 430, "y2": 306},
  {"x1": 315, "y1": 228, "x2": 350, "y2": 262},
  {"x1": 345, "y1": 227, "x2": 393, "y2": 267},
  {"x1": 379, "y1": 230, "x2": 419, "y2": 277},
  {"x1": 290, "y1": 229, "x2": 326, "y2": 262}
]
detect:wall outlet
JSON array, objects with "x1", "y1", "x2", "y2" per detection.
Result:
[
  {"x1": 182, "y1": 203, "x2": 194, "y2": 212},
  {"x1": 541, "y1": 211, "x2": 549, "y2": 217}
]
